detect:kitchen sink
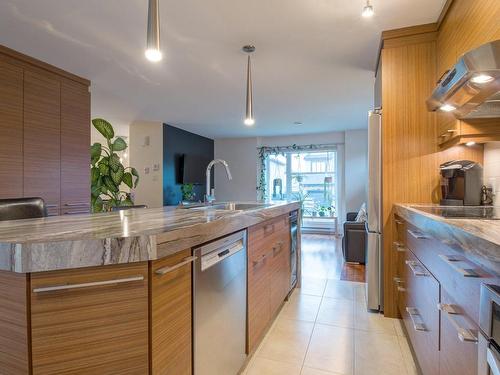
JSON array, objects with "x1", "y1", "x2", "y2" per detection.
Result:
[{"x1": 182, "y1": 202, "x2": 270, "y2": 211}]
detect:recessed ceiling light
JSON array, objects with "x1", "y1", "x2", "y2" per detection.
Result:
[
  {"x1": 440, "y1": 104, "x2": 456, "y2": 112},
  {"x1": 362, "y1": 1, "x2": 374, "y2": 17},
  {"x1": 465, "y1": 141, "x2": 476, "y2": 146},
  {"x1": 471, "y1": 74, "x2": 494, "y2": 84}
]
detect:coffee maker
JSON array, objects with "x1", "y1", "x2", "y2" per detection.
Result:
[{"x1": 440, "y1": 160, "x2": 483, "y2": 206}]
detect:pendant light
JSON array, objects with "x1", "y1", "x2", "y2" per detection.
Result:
[
  {"x1": 145, "y1": 0, "x2": 162, "y2": 62},
  {"x1": 362, "y1": 0, "x2": 374, "y2": 17},
  {"x1": 243, "y1": 45, "x2": 256, "y2": 126}
]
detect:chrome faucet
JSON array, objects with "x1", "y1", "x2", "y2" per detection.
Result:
[{"x1": 205, "y1": 159, "x2": 232, "y2": 203}]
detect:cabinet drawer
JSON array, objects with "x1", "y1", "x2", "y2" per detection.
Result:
[
  {"x1": 30, "y1": 263, "x2": 149, "y2": 375},
  {"x1": 439, "y1": 289, "x2": 478, "y2": 375},
  {"x1": 248, "y1": 215, "x2": 289, "y2": 244},
  {"x1": 269, "y1": 233, "x2": 291, "y2": 315},
  {"x1": 406, "y1": 223, "x2": 497, "y2": 325},
  {"x1": 151, "y1": 249, "x2": 193, "y2": 375},
  {"x1": 247, "y1": 243, "x2": 271, "y2": 353},
  {"x1": 402, "y1": 250, "x2": 440, "y2": 375}
]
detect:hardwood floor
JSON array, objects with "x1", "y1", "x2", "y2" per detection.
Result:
[{"x1": 301, "y1": 234, "x2": 365, "y2": 282}]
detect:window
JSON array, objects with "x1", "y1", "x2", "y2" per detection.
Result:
[{"x1": 266, "y1": 149, "x2": 338, "y2": 219}]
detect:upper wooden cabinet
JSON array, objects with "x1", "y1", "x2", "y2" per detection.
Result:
[
  {"x1": 61, "y1": 80, "x2": 91, "y2": 214},
  {"x1": 0, "y1": 45, "x2": 90, "y2": 214},
  {"x1": 0, "y1": 60, "x2": 23, "y2": 199},
  {"x1": 23, "y1": 70, "x2": 61, "y2": 215}
]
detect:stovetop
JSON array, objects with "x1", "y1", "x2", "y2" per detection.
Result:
[{"x1": 415, "y1": 206, "x2": 500, "y2": 220}]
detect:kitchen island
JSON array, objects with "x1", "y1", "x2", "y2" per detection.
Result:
[
  {"x1": 0, "y1": 201, "x2": 300, "y2": 375},
  {"x1": 392, "y1": 204, "x2": 500, "y2": 375}
]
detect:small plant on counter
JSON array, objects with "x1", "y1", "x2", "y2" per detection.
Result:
[
  {"x1": 90, "y1": 118, "x2": 139, "y2": 213},
  {"x1": 181, "y1": 183, "x2": 196, "y2": 202}
]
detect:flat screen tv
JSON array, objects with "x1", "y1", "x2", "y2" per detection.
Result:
[{"x1": 180, "y1": 154, "x2": 211, "y2": 185}]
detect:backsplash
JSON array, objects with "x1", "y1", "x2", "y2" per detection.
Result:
[{"x1": 484, "y1": 142, "x2": 500, "y2": 206}]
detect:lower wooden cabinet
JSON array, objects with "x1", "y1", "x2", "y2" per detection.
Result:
[
  {"x1": 30, "y1": 263, "x2": 149, "y2": 375},
  {"x1": 439, "y1": 289, "x2": 478, "y2": 375},
  {"x1": 247, "y1": 214, "x2": 292, "y2": 353},
  {"x1": 396, "y1": 217, "x2": 497, "y2": 375},
  {"x1": 150, "y1": 249, "x2": 193, "y2": 375}
]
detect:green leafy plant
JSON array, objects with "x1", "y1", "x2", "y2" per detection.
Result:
[
  {"x1": 181, "y1": 183, "x2": 195, "y2": 201},
  {"x1": 90, "y1": 118, "x2": 139, "y2": 212}
]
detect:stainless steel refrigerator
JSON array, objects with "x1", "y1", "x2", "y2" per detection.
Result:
[{"x1": 366, "y1": 110, "x2": 383, "y2": 311}]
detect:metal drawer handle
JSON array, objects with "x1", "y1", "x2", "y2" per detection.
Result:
[
  {"x1": 252, "y1": 253, "x2": 268, "y2": 266},
  {"x1": 394, "y1": 277, "x2": 406, "y2": 292},
  {"x1": 64, "y1": 202, "x2": 90, "y2": 207},
  {"x1": 264, "y1": 223, "x2": 275, "y2": 234},
  {"x1": 488, "y1": 347, "x2": 500, "y2": 375},
  {"x1": 407, "y1": 229, "x2": 429, "y2": 239},
  {"x1": 438, "y1": 255, "x2": 480, "y2": 278},
  {"x1": 33, "y1": 275, "x2": 144, "y2": 293},
  {"x1": 155, "y1": 256, "x2": 197, "y2": 275},
  {"x1": 438, "y1": 303, "x2": 478, "y2": 343},
  {"x1": 393, "y1": 241, "x2": 407, "y2": 253},
  {"x1": 63, "y1": 210, "x2": 89, "y2": 215},
  {"x1": 46, "y1": 204, "x2": 58, "y2": 208},
  {"x1": 406, "y1": 307, "x2": 427, "y2": 331},
  {"x1": 405, "y1": 260, "x2": 429, "y2": 277},
  {"x1": 273, "y1": 241, "x2": 284, "y2": 255}
]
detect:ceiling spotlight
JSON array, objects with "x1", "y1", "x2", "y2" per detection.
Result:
[
  {"x1": 465, "y1": 141, "x2": 476, "y2": 147},
  {"x1": 440, "y1": 104, "x2": 456, "y2": 112},
  {"x1": 145, "y1": 0, "x2": 162, "y2": 62},
  {"x1": 362, "y1": 1, "x2": 374, "y2": 17},
  {"x1": 243, "y1": 45, "x2": 256, "y2": 126},
  {"x1": 471, "y1": 74, "x2": 494, "y2": 84}
]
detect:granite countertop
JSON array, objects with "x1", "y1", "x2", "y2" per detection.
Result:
[
  {"x1": 394, "y1": 204, "x2": 500, "y2": 275},
  {"x1": 0, "y1": 201, "x2": 300, "y2": 273}
]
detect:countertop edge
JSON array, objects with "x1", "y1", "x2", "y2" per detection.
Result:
[
  {"x1": 0, "y1": 202, "x2": 300, "y2": 273},
  {"x1": 394, "y1": 204, "x2": 500, "y2": 275}
]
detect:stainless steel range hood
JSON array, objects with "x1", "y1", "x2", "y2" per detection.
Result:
[{"x1": 426, "y1": 40, "x2": 500, "y2": 119}]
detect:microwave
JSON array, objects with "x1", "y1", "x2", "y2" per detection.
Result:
[{"x1": 479, "y1": 284, "x2": 500, "y2": 375}]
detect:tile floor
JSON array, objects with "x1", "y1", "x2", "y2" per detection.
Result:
[{"x1": 241, "y1": 234, "x2": 419, "y2": 375}]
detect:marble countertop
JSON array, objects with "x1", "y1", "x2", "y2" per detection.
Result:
[
  {"x1": 0, "y1": 201, "x2": 300, "y2": 273},
  {"x1": 394, "y1": 204, "x2": 500, "y2": 274}
]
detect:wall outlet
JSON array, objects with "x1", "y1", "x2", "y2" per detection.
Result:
[
  {"x1": 153, "y1": 163, "x2": 160, "y2": 171},
  {"x1": 144, "y1": 167, "x2": 150, "y2": 174}
]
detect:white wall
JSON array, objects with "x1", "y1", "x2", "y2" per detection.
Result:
[
  {"x1": 214, "y1": 138, "x2": 259, "y2": 201},
  {"x1": 129, "y1": 121, "x2": 164, "y2": 208},
  {"x1": 344, "y1": 129, "x2": 368, "y2": 213},
  {"x1": 484, "y1": 142, "x2": 500, "y2": 206}
]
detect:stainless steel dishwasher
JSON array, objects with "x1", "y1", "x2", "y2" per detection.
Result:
[{"x1": 193, "y1": 230, "x2": 247, "y2": 375}]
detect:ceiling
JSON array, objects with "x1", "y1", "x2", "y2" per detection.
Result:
[{"x1": 0, "y1": 0, "x2": 446, "y2": 138}]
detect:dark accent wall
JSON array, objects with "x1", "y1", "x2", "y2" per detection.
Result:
[{"x1": 163, "y1": 124, "x2": 214, "y2": 206}]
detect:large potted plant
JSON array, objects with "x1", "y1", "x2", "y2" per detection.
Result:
[{"x1": 90, "y1": 118, "x2": 139, "y2": 213}]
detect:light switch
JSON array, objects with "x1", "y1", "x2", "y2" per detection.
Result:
[
  {"x1": 153, "y1": 163, "x2": 160, "y2": 171},
  {"x1": 144, "y1": 167, "x2": 150, "y2": 174}
]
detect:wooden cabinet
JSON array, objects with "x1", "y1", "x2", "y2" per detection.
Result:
[
  {"x1": 396, "y1": 217, "x2": 499, "y2": 375},
  {"x1": 30, "y1": 263, "x2": 149, "y2": 375},
  {"x1": 0, "y1": 45, "x2": 90, "y2": 213},
  {"x1": 23, "y1": 70, "x2": 61, "y2": 216},
  {"x1": 150, "y1": 249, "x2": 193, "y2": 375},
  {"x1": 61, "y1": 80, "x2": 91, "y2": 215},
  {"x1": 402, "y1": 250, "x2": 440, "y2": 375},
  {"x1": 247, "y1": 214, "x2": 292, "y2": 353},
  {"x1": 439, "y1": 289, "x2": 478, "y2": 375},
  {"x1": 0, "y1": 60, "x2": 23, "y2": 199}
]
